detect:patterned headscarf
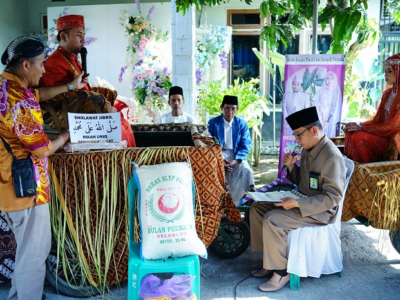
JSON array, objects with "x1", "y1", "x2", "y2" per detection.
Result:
[
  {"x1": 383, "y1": 53, "x2": 400, "y2": 93},
  {"x1": 1, "y1": 36, "x2": 44, "y2": 65}
]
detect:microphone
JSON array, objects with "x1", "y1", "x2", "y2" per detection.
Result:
[
  {"x1": 282, "y1": 145, "x2": 303, "y2": 171},
  {"x1": 80, "y1": 47, "x2": 88, "y2": 78}
]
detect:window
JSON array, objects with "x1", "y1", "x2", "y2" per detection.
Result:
[
  {"x1": 227, "y1": 10, "x2": 264, "y2": 29},
  {"x1": 310, "y1": 35, "x2": 333, "y2": 54},
  {"x1": 227, "y1": 10, "x2": 264, "y2": 85},
  {"x1": 231, "y1": 35, "x2": 260, "y2": 83}
]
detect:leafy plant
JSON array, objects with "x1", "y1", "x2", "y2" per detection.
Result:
[
  {"x1": 176, "y1": 0, "x2": 371, "y2": 55},
  {"x1": 386, "y1": 0, "x2": 400, "y2": 25},
  {"x1": 198, "y1": 78, "x2": 269, "y2": 128},
  {"x1": 345, "y1": 58, "x2": 384, "y2": 119}
]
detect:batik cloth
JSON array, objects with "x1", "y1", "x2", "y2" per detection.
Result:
[
  {"x1": 0, "y1": 71, "x2": 51, "y2": 212},
  {"x1": 223, "y1": 149, "x2": 254, "y2": 205}
]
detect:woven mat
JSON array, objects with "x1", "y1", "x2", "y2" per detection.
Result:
[
  {"x1": 47, "y1": 145, "x2": 239, "y2": 286},
  {"x1": 342, "y1": 160, "x2": 400, "y2": 230}
]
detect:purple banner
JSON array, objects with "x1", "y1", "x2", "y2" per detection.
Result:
[{"x1": 278, "y1": 54, "x2": 346, "y2": 178}]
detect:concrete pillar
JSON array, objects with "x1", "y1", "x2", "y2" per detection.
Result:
[{"x1": 171, "y1": 1, "x2": 196, "y2": 116}]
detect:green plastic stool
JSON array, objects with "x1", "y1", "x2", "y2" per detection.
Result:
[
  {"x1": 127, "y1": 176, "x2": 201, "y2": 299},
  {"x1": 289, "y1": 272, "x2": 343, "y2": 291}
]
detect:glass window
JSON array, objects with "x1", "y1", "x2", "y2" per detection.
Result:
[
  {"x1": 231, "y1": 13, "x2": 260, "y2": 25},
  {"x1": 310, "y1": 35, "x2": 333, "y2": 54},
  {"x1": 231, "y1": 35, "x2": 260, "y2": 84}
]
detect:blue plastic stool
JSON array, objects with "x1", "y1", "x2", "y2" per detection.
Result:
[{"x1": 127, "y1": 176, "x2": 201, "y2": 299}]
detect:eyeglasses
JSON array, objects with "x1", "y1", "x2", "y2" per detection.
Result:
[
  {"x1": 223, "y1": 107, "x2": 237, "y2": 112},
  {"x1": 292, "y1": 126, "x2": 312, "y2": 140}
]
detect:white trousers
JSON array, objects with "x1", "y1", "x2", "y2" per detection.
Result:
[{"x1": 4, "y1": 203, "x2": 51, "y2": 300}]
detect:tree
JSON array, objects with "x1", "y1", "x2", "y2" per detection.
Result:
[{"x1": 176, "y1": 0, "x2": 371, "y2": 54}]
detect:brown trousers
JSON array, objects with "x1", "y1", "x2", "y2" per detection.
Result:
[{"x1": 250, "y1": 202, "x2": 325, "y2": 270}]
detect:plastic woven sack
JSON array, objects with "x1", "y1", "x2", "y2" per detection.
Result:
[{"x1": 133, "y1": 161, "x2": 207, "y2": 259}]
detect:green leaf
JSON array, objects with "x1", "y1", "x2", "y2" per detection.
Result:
[
  {"x1": 354, "y1": 58, "x2": 366, "y2": 80},
  {"x1": 321, "y1": 21, "x2": 326, "y2": 32},
  {"x1": 368, "y1": 88, "x2": 382, "y2": 103},
  {"x1": 269, "y1": 51, "x2": 285, "y2": 79},
  {"x1": 369, "y1": 58, "x2": 381, "y2": 76},
  {"x1": 302, "y1": 68, "x2": 312, "y2": 91},
  {"x1": 260, "y1": 1, "x2": 269, "y2": 18},
  {"x1": 252, "y1": 48, "x2": 275, "y2": 77}
]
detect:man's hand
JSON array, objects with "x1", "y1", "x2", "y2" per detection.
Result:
[
  {"x1": 71, "y1": 72, "x2": 89, "y2": 90},
  {"x1": 223, "y1": 159, "x2": 239, "y2": 172},
  {"x1": 106, "y1": 101, "x2": 118, "y2": 113},
  {"x1": 274, "y1": 197, "x2": 299, "y2": 210},
  {"x1": 341, "y1": 122, "x2": 363, "y2": 133},
  {"x1": 282, "y1": 153, "x2": 297, "y2": 170}
]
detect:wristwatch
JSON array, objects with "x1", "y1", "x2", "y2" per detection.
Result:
[{"x1": 67, "y1": 82, "x2": 73, "y2": 91}]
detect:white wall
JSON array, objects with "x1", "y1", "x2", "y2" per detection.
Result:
[
  {"x1": 28, "y1": 0, "x2": 161, "y2": 32},
  {"x1": 48, "y1": 3, "x2": 171, "y2": 99},
  {"x1": 198, "y1": 0, "x2": 265, "y2": 26}
]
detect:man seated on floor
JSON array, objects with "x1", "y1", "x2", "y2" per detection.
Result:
[
  {"x1": 157, "y1": 86, "x2": 197, "y2": 124},
  {"x1": 39, "y1": 14, "x2": 136, "y2": 147},
  {"x1": 249, "y1": 106, "x2": 346, "y2": 292},
  {"x1": 207, "y1": 95, "x2": 254, "y2": 205}
]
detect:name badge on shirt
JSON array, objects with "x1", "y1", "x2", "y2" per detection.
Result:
[{"x1": 309, "y1": 171, "x2": 320, "y2": 190}]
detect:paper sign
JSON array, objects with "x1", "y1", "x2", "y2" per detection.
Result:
[{"x1": 68, "y1": 112, "x2": 121, "y2": 143}]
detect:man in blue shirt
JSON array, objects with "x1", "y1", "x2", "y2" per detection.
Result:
[{"x1": 208, "y1": 95, "x2": 254, "y2": 205}]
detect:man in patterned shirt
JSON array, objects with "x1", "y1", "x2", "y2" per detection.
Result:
[{"x1": 0, "y1": 36, "x2": 87, "y2": 300}]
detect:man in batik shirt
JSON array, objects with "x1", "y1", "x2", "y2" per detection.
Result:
[
  {"x1": 0, "y1": 36, "x2": 87, "y2": 300},
  {"x1": 39, "y1": 14, "x2": 136, "y2": 147}
]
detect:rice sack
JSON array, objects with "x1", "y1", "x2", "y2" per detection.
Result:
[{"x1": 133, "y1": 161, "x2": 207, "y2": 260}]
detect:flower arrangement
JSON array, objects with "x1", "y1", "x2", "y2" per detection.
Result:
[
  {"x1": 195, "y1": 25, "x2": 229, "y2": 84},
  {"x1": 130, "y1": 66, "x2": 172, "y2": 108},
  {"x1": 119, "y1": 8, "x2": 167, "y2": 60},
  {"x1": 119, "y1": 1, "x2": 171, "y2": 122}
]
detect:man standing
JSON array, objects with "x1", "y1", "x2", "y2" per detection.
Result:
[
  {"x1": 156, "y1": 86, "x2": 197, "y2": 124},
  {"x1": 39, "y1": 14, "x2": 135, "y2": 147},
  {"x1": 208, "y1": 95, "x2": 254, "y2": 205},
  {"x1": 249, "y1": 107, "x2": 346, "y2": 292},
  {"x1": 282, "y1": 75, "x2": 310, "y2": 137},
  {"x1": 0, "y1": 36, "x2": 87, "y2": 300}
]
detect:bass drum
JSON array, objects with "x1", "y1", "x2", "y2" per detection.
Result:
[
  {"x1": 45, "y1": 239, "x2": 101, "y2": 298},
  {"x1": 208, "y1": 220, "x2": 250, "y2": 259},
  {"x1": 390, "y1": 230, "x2": 400, "y2": 255}
]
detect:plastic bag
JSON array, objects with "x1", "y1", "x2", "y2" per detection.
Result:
[{"x1": 139, "y1": 274, "x2": 196, "y2": 300}]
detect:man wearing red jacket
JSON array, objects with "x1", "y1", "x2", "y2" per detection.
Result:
[{"x1": 39, "y1": 14, "x2": 136, "y2": 147}]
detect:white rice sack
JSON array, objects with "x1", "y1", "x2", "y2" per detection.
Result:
[{"x1": 133, "y1": 161, "x2": 207, "y2": 260}]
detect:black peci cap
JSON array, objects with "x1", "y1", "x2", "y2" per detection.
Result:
[{"x1": 286, "y1": 106, "x2": 319, "y2": 130}]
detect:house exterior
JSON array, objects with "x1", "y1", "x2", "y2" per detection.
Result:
[{"x1": 0, "y1": 0, "x2": 389, "y2": 139}]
